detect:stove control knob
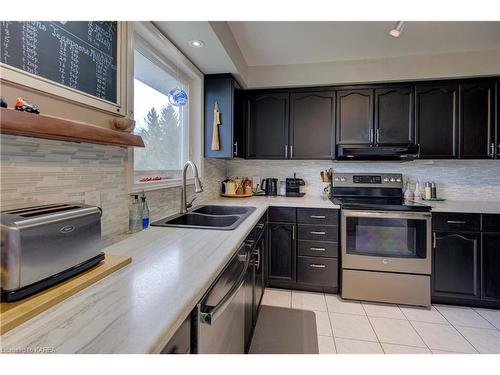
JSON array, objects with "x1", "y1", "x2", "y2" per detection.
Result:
[
  {"x1": 383, "y1": 178, "x2": 389, "y2": 182},
  {"x1": 390, "y1": 178, "x2": 395, "y2": 182},
  {"x1": 396, "y1": 178, "x2": 401, "y2": 182},
  {"x1": 340, "y1": 177, "x2": 346, "y2": 182},
  {"x1": 334, "y1": 177, "x2": 340, "y2": 181}
]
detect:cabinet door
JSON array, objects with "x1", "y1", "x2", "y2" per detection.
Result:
[
  {"x1": 204, "y1": 76, "x2": 245, "y2": 158},
  {"x1": 246, "y1": 92, "x2": 289, "y2": 159},
  {"x1": 459, "y1": 81, "x2": 495, "y2": 159},
  {"x1": 482, "y1": 233, "x2": 500, "y2": 301},
  {"x1": 496, "y1": 80, "x2": 500, "y2": 159},
  {"x1": 233, "y1": 84, "x2": 246, "y2": 158},
  {"x1": 432, "y1": 231, "x2": 480, "y2": 300},
  {"x1": 375, "y1": 86, "x2": 415, "y2": 145},
  {"x1": 416, "y1": 84, "x2": 458, "y2": 159},
  {"x1": 253, "y1": 229, "x2": 266, "y2": 324},
  {"x1": 268, "y1": 223, "x2": 296, "y2": 281},
  {"x1": 336, "y1": 89, "x2": 374, "y2": 145},
  {"x1": 290, "y1": 91, "x2": 335, "y2": 159}
]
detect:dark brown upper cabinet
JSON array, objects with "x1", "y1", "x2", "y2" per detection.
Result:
[
  {"x1": 336, "y1": 89, "x2": 374, "y2": 145},
  {"x1": 416, "y1": 84, "x2": 459, "y2": 159},
  {"x1": 290, "y1": 91, "x2": 335, "y2": 159},
  {"x1": 374, "y1": 86, "x2": 415, "y2": 145},
  {"x1": 459, "y1": 81, "x2": 495, "y2": 159},
  {"x1": 246, "y1": 92, "x2": 289, "y2": 159}
]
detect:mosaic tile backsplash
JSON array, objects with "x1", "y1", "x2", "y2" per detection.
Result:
[
  {"x1": 2, "y1": 134, "x2": 499, "y2": 239},
  {"x1": 0, "y1": 135, "x2": 226, "y2": 239},
  {"x1": 226, "y1": 159, "x2": 500, "y2": 201}
]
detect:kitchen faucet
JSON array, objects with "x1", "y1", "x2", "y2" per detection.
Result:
[{"x1": 180, "y1": 160, "x2": 203, "y2": 214}]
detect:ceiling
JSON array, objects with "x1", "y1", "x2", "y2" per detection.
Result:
[
  {"x1": 227, "y1": 21, "x2": 500, "y2": 66},
  {"x1": 153, "y1": 22, "x2": 238, "y2": 74}
]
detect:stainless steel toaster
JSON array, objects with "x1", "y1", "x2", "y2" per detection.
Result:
[{"x1": 1, "y1": 203, "x2": 104, "y2": 302}]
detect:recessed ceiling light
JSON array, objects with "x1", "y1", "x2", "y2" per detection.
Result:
[
  {"x1": 189, "y1": 39, "x2": 205, "y2": 48},
  {"x1": 389, "y1": 21, "x2": 405, "y2": 38}
]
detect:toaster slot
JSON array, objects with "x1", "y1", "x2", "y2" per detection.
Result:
[{"x1": 4, "y1": 204, "x2": 81, "y2": 218}]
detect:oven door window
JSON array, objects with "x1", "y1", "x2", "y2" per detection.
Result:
[{"x1": 345, "y1": 216, "x2": 427, "y2": 258}]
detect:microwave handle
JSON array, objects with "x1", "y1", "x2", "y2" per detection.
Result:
[{"x1": 199, "y1": 252, "x2": 250, "y2": 325}]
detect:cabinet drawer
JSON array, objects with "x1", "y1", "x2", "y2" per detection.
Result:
[
  {"x1": 298, "y1": 240, "x2": 338, "y2": 258},
  {"x1": 483, "y1": 214, "x2": 500, "y2": 233},
  {"x1": 298, "y1": 224, "x2": 338, "y2": 242},
  {"x1": 297, "y1": 256, "x2": 338, "y2": 286},
  {"x1": 432, "y1": 213, "x2": 480, "y2": 232},
  {"x1": 297, "y1": 208, "x2": 339, "y2": 225},
  {"x1": 268, "y1": 207, "x2": 296, "y2": 223}
]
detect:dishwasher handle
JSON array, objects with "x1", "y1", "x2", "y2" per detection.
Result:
[{"x1": 199, "y1": 252, "x2": 250, "y2": 325}]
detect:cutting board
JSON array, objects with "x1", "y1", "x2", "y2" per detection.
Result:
[{"x1": 0, "y1": 254, "x2": 131, "y2": 335}]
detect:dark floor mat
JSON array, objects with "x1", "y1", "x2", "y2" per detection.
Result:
[{"x1": 249, "y1": 305, "x2": 319, "y2": 354}]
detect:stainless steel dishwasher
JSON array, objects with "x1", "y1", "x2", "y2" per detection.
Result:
[{"x1": 194, "y1": 242, "x2": 250, "y2": 354}]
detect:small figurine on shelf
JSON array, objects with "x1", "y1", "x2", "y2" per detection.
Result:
[
  {"x1": 14, "y1": 97, "x2": 40, "y2": 114},
  {"x1": 0, "y1": 96, "x2": 7, "y2": 108}
]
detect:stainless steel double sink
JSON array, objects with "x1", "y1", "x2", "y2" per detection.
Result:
[{"x1": 151, "y1": 205, "x2": 256, "y2": 230}]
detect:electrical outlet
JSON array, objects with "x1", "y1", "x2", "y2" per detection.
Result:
[
  {"x1": 252, "y1": 176, "x2": 261, "y2": 190},
  {"x1": 84, "y1": 191, "x2": 101, "y2": 207}
]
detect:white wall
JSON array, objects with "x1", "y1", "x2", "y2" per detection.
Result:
[{"x1": 247, "y1": 49, "x2": 500, "y2": 88}]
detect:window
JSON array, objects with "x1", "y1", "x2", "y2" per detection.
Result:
[
  {"x1": 129, "y1": 23, "x2": 203, "y2": 192},
  {"x1": 132, "y1": 41, "x2": 189, "y2": 186}
]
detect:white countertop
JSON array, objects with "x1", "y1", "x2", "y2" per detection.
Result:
[
  {"x1": 2, "y1": 195, "x2": 498, "y2": 354},
  {"x1": 0, "y1": 195, "x2": 337, "y2": 354},
  {"x1": 424, "y1": 200, "x2": 500, "y2": 215}
]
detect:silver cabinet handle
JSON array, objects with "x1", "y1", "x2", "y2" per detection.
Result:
[
  {"x1": 256, "y1": 223, "x2": 264, "y2": 229},
  {"x1": 309, "y1": 263, "x2": 326, "y2": 269},
  {"x1": 290, "y1": 145, "x2": 294, "y2": 159},
  {"x1": 310, "y1": 215, "x2": 326, "y2": 219},
  {"x1": 292, "y1": 225, "x2": 295, "y2": 240},
  {"x1": 433, "y1": 232, "x2": 436, "y2": 249},
  {"x1": 285, "y1": 145, "x2": 288, "y2": 158},
  {"x1": 310, "y1": 231, "x2": 326, "y2": 235},
  {"x1": 369, "y1": 129, "x2": 373, "y2": 143},
  {"x1": 310, "y1": 247, "x2": 326, "y2": 252},
  {"x1": 376, "y1": 129, "x2": 380, "y2": 143},
  {"x1": 491, "y1": 143, "x2": 495, "y2": 158},
  {"x1": 233, "y1": 141, "x2": 238, "y2": 156},
  {"x1": 447, "y1": 220, "x2": 467, "y2": 224},
  {"x1": 253, "y1": 248, "x2": 261, "y2": 269}
]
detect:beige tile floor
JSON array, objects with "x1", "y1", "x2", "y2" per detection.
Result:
[{"x1": 260, "y1": 288, "x2": 500, "y2": 354}]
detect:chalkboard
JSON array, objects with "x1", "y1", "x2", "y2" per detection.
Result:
[{"x1": 1, "y1": 21, "x2": 118, "y2": 104}]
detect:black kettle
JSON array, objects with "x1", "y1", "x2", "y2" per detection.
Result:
[{"x1": 261, "y1": 178, "x2": 278, "y2": 196}]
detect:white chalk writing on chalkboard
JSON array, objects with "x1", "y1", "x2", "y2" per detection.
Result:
[{"x1": 0, "y1": 21, "x2": 118, "y2": 103}]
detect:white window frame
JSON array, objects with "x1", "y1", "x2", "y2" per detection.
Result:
[{"x1": 128, "y1": 22, "x2": 204, "y2": 193}]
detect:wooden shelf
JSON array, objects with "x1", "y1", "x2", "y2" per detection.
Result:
[{"x1": 0, "y1": 108, "x2": 144, "y2": 148}]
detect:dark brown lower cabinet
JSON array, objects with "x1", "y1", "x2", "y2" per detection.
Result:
[
  {"x1": 297, "y1": 256, "x2": 338, "y2": 286},
  {"x1": 482, "y1": 233, "x2": 500, "y2": 301},
  {"x1": 432, "y1": 232, "x2": 481, "y2": 300},
  {"x1": 266, "y1": 208, "x2": 340, "y2": 293},
  {"x1": 268, "y1": 222, "x2": 296, "y2": 282},
  {"x1": 432, "y1": 213, "x2": 500, "y2": 308}
]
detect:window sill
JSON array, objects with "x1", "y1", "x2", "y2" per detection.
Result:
[{"x1": 129, "y1": 177, "x2": 195, "y2": 193}]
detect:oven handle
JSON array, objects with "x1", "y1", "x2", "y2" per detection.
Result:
[{"x1": 341, "y1": 210, "x2": 432, "y2": 221}]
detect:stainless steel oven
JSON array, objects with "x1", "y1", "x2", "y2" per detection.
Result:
[{"x1": 340, "y1": 209, "x2": 432, "y2": 307}]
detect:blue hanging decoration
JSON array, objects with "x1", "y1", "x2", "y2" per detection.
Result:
[{"x1": 168, "y1": 87, "x2": 188, "y2": 107}]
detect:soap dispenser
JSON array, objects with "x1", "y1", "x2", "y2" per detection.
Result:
[{"x1": 129, "y1": 195, "x2": 143, "y2": 233}]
